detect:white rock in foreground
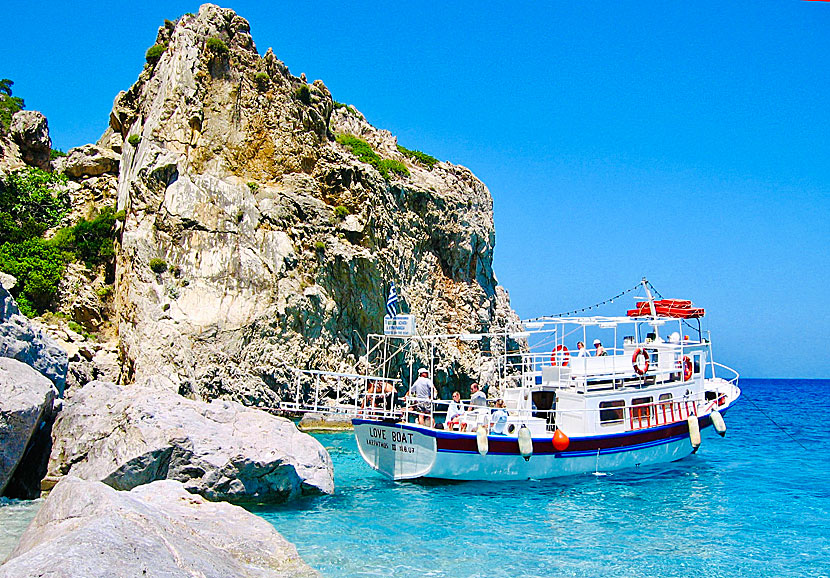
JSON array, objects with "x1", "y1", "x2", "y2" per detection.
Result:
[
  {"x1": 47, "y1": 380, "x2": 333, "y2": 502},
  {"x1": 0, "y1": 358, "x2": 56, "y2": 496},
  {"x1": 0, "y1": 476, "x2": 319, "y2": 577}
]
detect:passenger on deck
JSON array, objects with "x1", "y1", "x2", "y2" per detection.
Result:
[
  {"x1": 382, "y1": 381, "x2": 397, "y2": 416},
  {"x1": 408, "y1": 367, "x2": 437, "y2": 426},
  {"x1": 445, "y1": 390, "x2": 464, "y2": 430},
  {"x1": 593, "y1": 339, "x2": 607, "y2": 356},
  {"x1": 490, "y1": 399, "x2": 509, "y2": 434},
  {"x1": 360, "y1": 381, "x2": 379, "y2": 417},
  {"x1": 469, "y1": 382, "x2": 487, "y2": 408},
  {"x1": 576, "y1": 341, "x2": 589, "y2": 357}
]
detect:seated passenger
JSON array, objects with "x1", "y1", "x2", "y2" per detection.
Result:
[
  {"x1": 593, "y1": 339, "x2": 607, "y2": 356},
  {"x1": 490, "y1": 399, "x2": 509, "y2": 434},
  {"x1": 445, "y1": 390, "x2": 464, "y2": 430},
  {"x1": 576, "y1": 341, "x2": 589, "y2": 357},
  {"x1": 469, "y1": 382, "x2": 487, "y2": 408}
]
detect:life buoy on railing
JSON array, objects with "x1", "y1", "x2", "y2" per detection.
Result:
[
  {"x1": 632, "y1": 348, "x2": 649, "y2": 375},
  {"x1": 682, "y1": 356, "x2": 693, "y2": 381},
  {"x1": 551, "y1": 344, "x2": 570, "y2": 366}
]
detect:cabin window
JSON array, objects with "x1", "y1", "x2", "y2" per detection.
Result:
[
  {"x1": 599, "y1": 400, "x2": 625, "y2": 424},
  {"x1": 693, "y1": 354, "x2": 702, "y2": 375},
  {"x1": 658, "y1": 393, "x2": 672, "y2": 402},
  {"x1": 630, "y1": 396, "x2": 654, "y2": 424}
]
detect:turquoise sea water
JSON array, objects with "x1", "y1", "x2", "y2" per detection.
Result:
[{"x1": 253, "y1": 379, "x2": 830, "y2": 578}]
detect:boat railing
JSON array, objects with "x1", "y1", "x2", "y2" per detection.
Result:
[
  {"x1": 500, "y1": 345, "x2": 710, "y2": 390},
  {"x1": 399, "y1": 391, "x2": 724, "y2": 434},
  {"x1": 280, "y1": 368, "x2": 402, "y2": 416}
]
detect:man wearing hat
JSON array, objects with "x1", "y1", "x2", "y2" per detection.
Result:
[
  {"x1": 593, "y1": 339, "x2": 607, "y2": 357},
  {"x1": 408, "y1": 367, "x2": 437, "y2": 426}
]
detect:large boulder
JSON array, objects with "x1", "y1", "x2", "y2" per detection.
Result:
[
  {"x1": 0, "y1": 358, "x2": 57, "y2": 497},
  {"x1": 46, "y1": 379, "x2": 333, "y2": 502},
  {"x1": 0, "y1": 476, "x2": 318, "y2": 577},
  {"x1": 9, "y1": 110, "x2": 51, "y2": 171},
  {"x1": 0, "y1": 284, "x2": 68, "y2": 394},
  {"x1": 53, "y1": 143, "x2": 120, "y2": 178}
]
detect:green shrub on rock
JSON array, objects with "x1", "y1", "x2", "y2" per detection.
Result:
[
  {"x1": 379, "y1": 158, "x2": 409, "y2": 178},
  {"x1": 149, "y1": 258, "x2": 168, "y2": 274},
  {"x1": 295, "y1": 84, "x2": 311, "y2": 105},
  {"x1": 127, "y1": 134, "x2": 141, "y2": 146},
  {"x1": 145, "y1": 43, "x2": 167, "y2": 64},
  {"x1": 254, "y1": 72, "x2": 269, "y2": 89},
  {"x1": 396, "y1": 144, "x2": 439, "y2": 169},
  {"x1": 0, "y1": 78, "x2": 24, "y2": 131},
  {"x1": 334, "y1": 205, "x2": 350, "y2": 219},
  {"x1": 0, "y1": 239, "x2": 65, "y2": 316},
  {"x1": 206, "y1": 36, "x2": 229, "y2": 55}
]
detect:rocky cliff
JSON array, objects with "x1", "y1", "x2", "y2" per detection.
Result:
[{"x1": 108, "y1": 4, "x2": 523, "y2": 404}]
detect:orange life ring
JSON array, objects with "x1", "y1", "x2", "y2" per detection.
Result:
[
  {"x1": 632, "y1": 348, "x2": 649, "y2": 375},
  {"x1": 551, "y1": 344, "x2": 570, "y2": 366},
  {"x1": 682, "y1": 356, "x2": 693, "y2": 381}
]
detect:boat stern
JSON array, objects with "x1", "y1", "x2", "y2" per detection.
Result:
[{"x1": 353, "y1": 420, "x2": 438, "y2": 480}]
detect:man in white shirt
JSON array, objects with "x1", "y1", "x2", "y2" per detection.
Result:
[
  {"x1": 576, "y1": 341, "x2": 589, "y2": 357},
  {"x1": 469, "y1": 382, "x2": 487, "y2": 408}
]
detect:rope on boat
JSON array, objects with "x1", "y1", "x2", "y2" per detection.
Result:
[{"x1": 741, "y1": 391, "x2": 809, "y2": 452}]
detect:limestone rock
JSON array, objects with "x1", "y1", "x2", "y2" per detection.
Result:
[
  {"x1": 54, "y1": 144, "x2": 120, "y2": 178},
  {"x1": 9, "y1": 111, "x2": 51, "y2": 171},
  {"x1": 46, "y1": 379, "x2": 333, "y2": 502},
  {"x1": 0, "y1": 286, "x2": 68, "y2": 394},
  {"x1": 0, "y1": 358, "x2": 57, "y2": 497},
  {"x1": 0, "y1": 476, "x2": 319, "y2": 577},
  {"x1": 110, "y1": 4, "x2": 524, "y2": 405}
]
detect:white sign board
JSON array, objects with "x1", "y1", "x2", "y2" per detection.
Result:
[{"x1": 384, "y1": 315, "x2": 416, "y2": 336}]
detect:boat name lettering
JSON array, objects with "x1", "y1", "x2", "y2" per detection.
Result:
[
  {"x1": 368, "y1": 427, "x2": 387, "y2": 440},
  {"x1": 391, "y1": 431, "x2": 414, "y2": 444}
]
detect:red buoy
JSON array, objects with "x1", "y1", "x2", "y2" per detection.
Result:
[{"x1": 552, "y1": 429, "x2": 570, "y2": 451}]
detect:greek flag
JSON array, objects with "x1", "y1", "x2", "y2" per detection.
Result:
[{"x1": 386, "y1": 282, "x2": 399, "y2": 318}]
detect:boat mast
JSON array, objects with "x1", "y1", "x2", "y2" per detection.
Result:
[
  {"x1": 641, "y1": 277, "x2": 659, "y2": 340},
  {"x1": 641, "y1": 277, "x2": 657, "y2": 317}
]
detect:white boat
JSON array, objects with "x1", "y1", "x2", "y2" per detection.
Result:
[{"x1": 353, "y1": 280, "x2": 740, "y2": 481}]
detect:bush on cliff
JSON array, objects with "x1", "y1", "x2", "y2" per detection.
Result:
[
  {"x1": 295, "y1": 84, "x2": 311, "y2": 105},
  {"x1": 145, "y1": 43, "x2": 167, "y2": 64},
  {"x1": 336, "y1": 134, "x2": 408, "y2": 180},
  {"x1": 0, "y1": 168, "x2": 120, "y2": 316},
  {"x1": 206, "y1": 36, "x2": 229, "y2": 55},
  {"x1": 0, "y1": 239, "x2": 65, "y2": 316},
  {"x1": 397, "y1": 144, "x2": 439, "y2": 169},
  {"x1": 0, "y1": 78, "x2": 24, "y2": 131}
]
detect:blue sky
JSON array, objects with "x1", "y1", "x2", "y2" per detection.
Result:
[{"x1": 5, "y1": 1, "x2": 829, "y2": 378}]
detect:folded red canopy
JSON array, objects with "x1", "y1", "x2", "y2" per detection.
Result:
[{"x1": 626, "y1": 299, "x2": 705, "y2": 319}]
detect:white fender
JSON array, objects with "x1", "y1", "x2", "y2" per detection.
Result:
[
  {"x1": 710, "y1": 409, "x2": 727, "y2": 437},
  {"x1": 518, "y1": 425, "x2": 533, "y2": 461},
  {"x1": 476, "y1": 426, "x2": 489, "y2": 456},
  {"x1": 687, "y1": 415, "x2": 701, "y2": 452}
]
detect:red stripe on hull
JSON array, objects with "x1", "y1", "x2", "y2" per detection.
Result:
[{"x1": 436, "y1": 416, "x2": 710, "y2": 455}]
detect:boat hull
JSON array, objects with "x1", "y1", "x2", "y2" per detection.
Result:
[{"x1": 353, "y1": 407, "x2": 732, "y2": 481}]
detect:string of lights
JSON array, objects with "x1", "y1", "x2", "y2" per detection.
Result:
[{"x1": 526, "y1": 281, "x2": 644, "y2": 322}]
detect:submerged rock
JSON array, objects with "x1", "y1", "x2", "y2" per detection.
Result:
[
  {"x1": 46, "y1": 379, "x2": 333, "y2": 502},
  {"x1": 0, "y1": 476, "x2": 319, "y2": 576},
  {"x1": 0, "y1": 358, "x2": 57, "y2": 498}
]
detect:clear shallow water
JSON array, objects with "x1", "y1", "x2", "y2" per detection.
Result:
[
  {"x1": 253, "y1": 379, "x2": 830, "y2": 578},
  {"x1": 0, "y1": 497, "x2": 41, "y2": 562}
]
